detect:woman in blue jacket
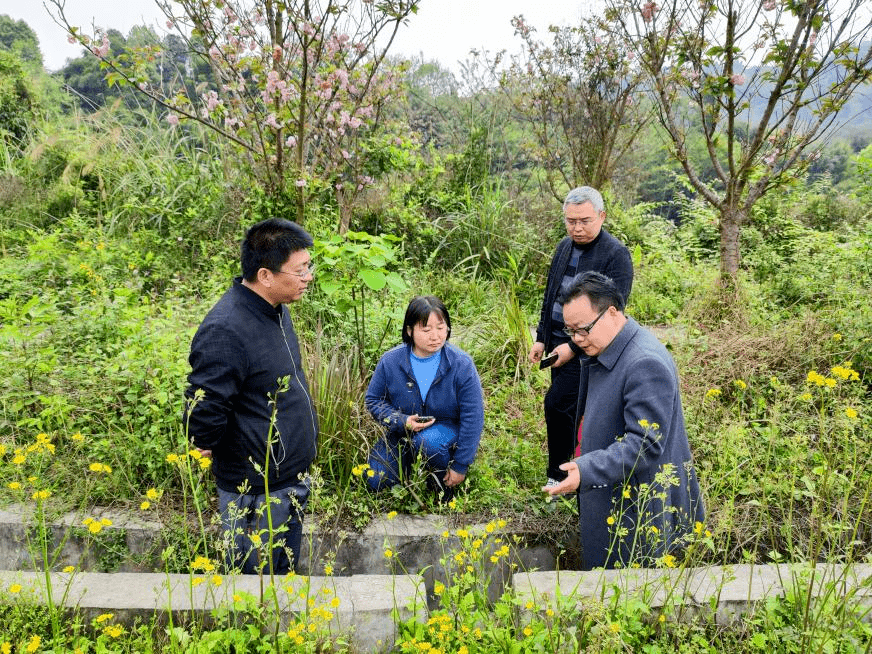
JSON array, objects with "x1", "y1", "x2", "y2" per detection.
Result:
[{"x1": 365, "y1": 296, "x2": 484, "y2": 500}]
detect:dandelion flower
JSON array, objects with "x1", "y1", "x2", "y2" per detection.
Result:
[
  {"x1": 32, "y1": 490, "x2": 51, "y2": 500},
  {"x1": 8, "y1": 584, "x2": 22, "y2": 594},
  {"x1": 140, "y1": 501, "x2": 151, "y2": 511},
  {"x1": 95, "y1": 613, "x2": 114, "y2": 623},
  {"x1": 166, "y1": 453, "x2": 180, "y2": 464},
  {"x1": 7, "y1": 482, "x2": 21, "y2": 491},
  {"x1": 523, "y1": 626, "x2": 533, "y2": 637},
  {"x1": 845, "y1": 407, "x2": 858, "y2": 420},
  {"x1": 12, "y1": 454, "x2": 25, "y2": 465},
  {"x1": 89, "y1": 462, "x2": 112, "y2": 474},
  {"x1": 63, "y1": 566, "x2": 75, "y2": 573},
  {"x1": 733, "y1": 380, "x2": 747, "y2": 390},
  {"x1": 384, "y1": 548, "x2": 394, "y2": 559},
  {"x1": 606, "y1": 516, "x2": 615, "y2": 525},
  {"x1": 323, "y1": 564, "x2": 333, "y2": 576},
  {"x1": 211, "y1": 575, "x2": 223, "y2": 586},
  {"x1": 387, "y1": 511, "x2": 397, "y2": 520},
  {"x1": 330, "y1": 597, "x2": 340, "y2": 608},
  {"x1": 146, "y1": 488, "x2": 161, "y2": 501},
  {"x1": 71, "y1": 432, "x2": 85, "y2": 442},
  {"x1": 25, "y1": 635, "x2": 40, "y2": 653},
  {"x1": 832, "y1": 333, "x2": 842, "y2": 341},
  {"x1": 1, "y1": 642, "x2": 10, "y2": 654},
  {"x1": 191, "y1": 577, "x2": 205, "y2": 587}
]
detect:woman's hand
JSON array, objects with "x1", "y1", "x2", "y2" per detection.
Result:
[
  {"x1": 444, "y1": 468, "x2": 465, "y2": 488},
  {"x1": 405, "y1": 414, "x2": 435, "y2": 432}
]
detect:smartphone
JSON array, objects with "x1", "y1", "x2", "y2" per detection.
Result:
[
  {"x1": 539, "y1": 352, "x2": 559, "y2": 369},
  {"x1": 416, "y1": 416, "x2": 435, "y2": 422}
]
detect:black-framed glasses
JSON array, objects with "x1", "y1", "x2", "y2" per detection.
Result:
[
  {"x1": 563, "y1": 307, "x2": 608, "y2": 337},
  {"x1": 275, "y1": 261, "x2": 316, "y2": 278}
]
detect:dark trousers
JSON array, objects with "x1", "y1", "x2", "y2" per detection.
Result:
[
  {"x1": 544, "y1": 357, "x2": 582, "y2": 480},
  {"x1": 217, "y1": 479, "x2": 310, "y2": 575}
]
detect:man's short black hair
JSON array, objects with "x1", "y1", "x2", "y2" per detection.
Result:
[
  {"x1": 241, "y1": 218, "x2": 314, "y2": 281},
  {"x1": 559, "y1": 271, "x2": 625, "y2": 313},
  {"x1": 401, "y1": 296, "x2": 452, "y2": 345}
]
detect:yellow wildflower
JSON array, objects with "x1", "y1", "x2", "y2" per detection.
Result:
[
  {"x1": 191, "y1": 577, "x2": 205, "y2": 587},
  {"x1": 103, "y1": 624, "x2": 124, "y2": 638},
  {"x1": 71, "y1": 432, "x2": 84, "y2": 442},
  {"x1": 96, "y1": 613, "x2": 114, "y2": 623},
  {"x1": 0, "y1": 642, "x2": 10, "y2": 654},
  {"x1": 456, "y1": 528, "x2": 469, "y2": 538},
  {"x1": 88, "y1": 462, "x2": 112, "y2": 474},
  {"x1": 166, "y1": 453, "x2": 179, "y2": 464},
  {"x1": 523, "y1": 626, "x2": 533, "y2": 637},
  {"x1": 324, "y1": 564, "x2": 333, "y2": 576},
  {"x1": 845, "y1": 407, "x2": 858, "y2": 420},
  {"x1": 63, "y1": 566, "x2": 75, "y2": 573},
  {"x1": 32, "y1": 489, "x2": 51, "y2": 500},
  {"x1": 211, "y1": 575, "x2": 223, "y2": 586},
  {"x1": 7, "y1": 482, "x2": 21, "y2": 491},
  {"x1": 609, "y1": 622, "x2": 620, "y2": 633},
  {"x1": 140, "y1": 501, "x2": 151, "y2": 511},
  {"x1": 8, "y1": 584, "x2": 22, "y2": 594},
  {"x1": 733, "y1": 379, "x2": 747, "y2": 390},
  {"x1": 146, "y1": 488, "x2": 161, "y2": 501},
  {"x1": 384, "y1": 548, "x2": 394, "y2": 559},
  {"x1": 606, "y1": 515, "x2": 615, "y2": 525},
  {"x1": 387, "y1": 511, "x2": 397, "y2": 520},
  {"x1": 12, "y1": 454, "x2": 25, "y2": 465},
  {"x1": 25, "y1": 635, "x2": 40, "y2": 653}
]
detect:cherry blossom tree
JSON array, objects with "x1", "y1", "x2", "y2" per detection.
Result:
[
  {"x1": 489, "y1": 15, "x2": 649, "y2": 201},
  {"x1": 605, "y1": 0, "x2": 872, "y2": 284},
  {"x1": 47, "y1": 0, "x2": 417, "y2": 228}
]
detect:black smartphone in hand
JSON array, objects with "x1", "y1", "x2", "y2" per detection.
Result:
[
  {"x1": 416, "y1": 416, "x2": 435, "y2": 422},
  {"x1": 539, "y1": 352, "x2": 559, "y2": 369}
]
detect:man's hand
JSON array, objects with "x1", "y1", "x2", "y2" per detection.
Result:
[
  {"x1": 444, "y1": 469, "x2": 465, "y2": 488},
  {"x1": 194, "y1": 448, "x2": 212, "y2": 458},
  {"x1": 550, "y1": 342, "x2": 576, "y2": 368},
  {"x1": 542, "y1": 462, "x2": 580, "y2": 496},
  {"x1": 528, "y1": 341, "x2": 545, "y2": 363}
]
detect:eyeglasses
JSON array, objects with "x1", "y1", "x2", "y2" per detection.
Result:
[
  {"x1": 563, "y1": 307, "x2": 608, "y2": 337},
  {"x1": 275, "y1": 262, "x2": 316, "y2": 278},
  {"x1": 564, "y1": 217, "x2": 598, "y2": 228}
]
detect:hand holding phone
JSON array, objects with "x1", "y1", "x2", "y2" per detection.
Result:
[
  {"x1": 416, "y1": 415, "x2": 435, "y2": 422},
  {"x1": 539, "y1": 352, "x2": 559, "y2": 369}
]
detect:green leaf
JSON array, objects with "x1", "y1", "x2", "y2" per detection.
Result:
[{"x1": 359, "y1": 269, "x2": 386, "y2": 290}]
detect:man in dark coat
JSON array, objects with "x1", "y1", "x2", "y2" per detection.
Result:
[
  {"x1": 529, "y1": 187, "x2": 633, "y2": 489},
  {"x1": 543, "y1": 272, "x2": 704, "y2": 569},
  {"x1": 184, "y1": 218, "x2": 318, "y2": 575}
]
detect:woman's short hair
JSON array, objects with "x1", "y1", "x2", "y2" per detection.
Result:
[{"x1": 402, "y1": 296, "x2": 452, "y2": 345}]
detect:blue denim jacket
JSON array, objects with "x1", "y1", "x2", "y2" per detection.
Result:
[{"x1": 365, "y1": 342, "x2": 484, "y2": 475}]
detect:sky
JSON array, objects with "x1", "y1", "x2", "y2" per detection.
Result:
[{"x1": 2, "y1": 0, "x2": 591, "y2": 73}]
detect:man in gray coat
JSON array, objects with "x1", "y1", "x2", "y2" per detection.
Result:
[{"x1": 543, "y1": 271, "x2": 704, "y2": 569}]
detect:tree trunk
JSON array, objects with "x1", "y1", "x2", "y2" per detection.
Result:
[{"x1": 719, "y1": 208, "x2": 742, "y2": 282}]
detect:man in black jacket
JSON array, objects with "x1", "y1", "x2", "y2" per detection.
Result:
[
  {"x1": 528, "y1": 187, "x2": 633, "y2": 490},
  {"x1": 184, "y1": 218, "x2": 318, "y2": 574}
]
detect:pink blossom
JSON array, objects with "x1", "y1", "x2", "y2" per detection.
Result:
[
  {"x1": 763, "y1": 0, "x2": 776, "y2": 9},
  {"x1": 285, "y1": 135, "x2": 298, "y2": 148},
  {"x1": 641, "y1": 2, "x2": 658, "y2": 22},
  {"x1": 166, "y1": 20, "x2": 174, "y2": 29},
  {"x1": 763, "y1": 151, "x2": 777, "y2": 166},
  {"x1": 730, "y1": 73, "x2": 745, "y2": 85},
  {"x1": 67, "y1": 35, "x2": 77, "y2": 44},
  {"x1": 203, "y1": 90, "x2": 221, "y2": 112},
  {"x1": 93, "y1": 35, "x2": 110, "y2": 58},
  {"x1": 295, "y1": 179, "x2": 307, "y2": 187},
  {"x1": 166, "y1": 114, "x2": 180, "y2": 126},
  {"x1": 341, "y1": 150, "x2": 351, "y2": 160},
  {"x1": 264, "y1": 113, "x2": 281, "y2": 130},
  {"x1": 809, "y1": 31, "x2": 817, "y2": 46}
]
